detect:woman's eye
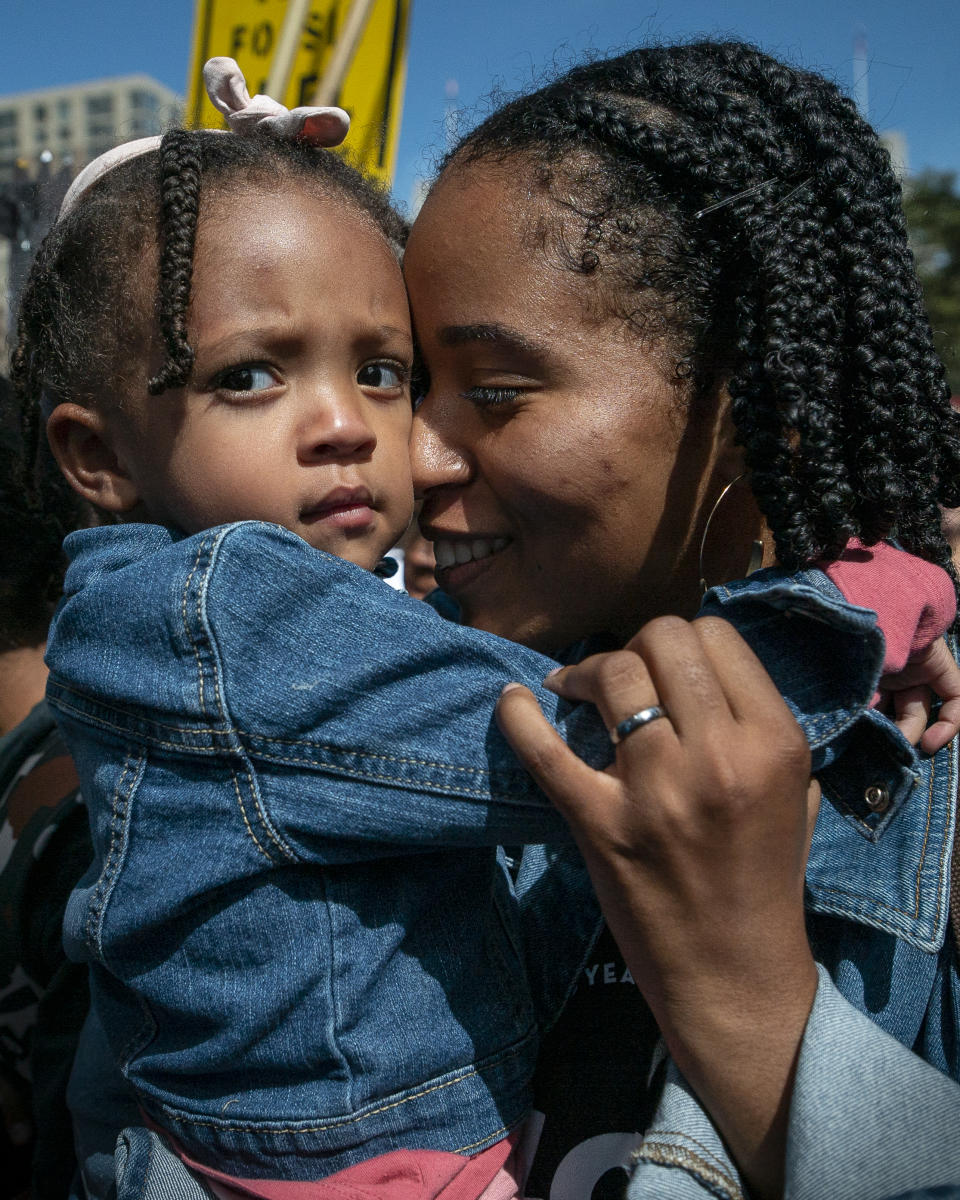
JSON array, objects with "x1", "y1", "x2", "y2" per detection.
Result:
[
  {"x1": 463, "y1": 386, "x2": 523, "y2": 408},
  {"x1": 357, "y1": 362, "x2": 407, "y2": 391},
  {"x1": 214, "y1": 364, "x2": 279, "y2": 394}
]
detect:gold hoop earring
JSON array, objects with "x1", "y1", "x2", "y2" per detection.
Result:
[{"x1": 699, "y1": 473, "x2": 764, "y2": 595}]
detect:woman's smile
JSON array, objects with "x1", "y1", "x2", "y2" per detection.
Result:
[{"x1": 431, "y1": 534, "x2": 511, "y2": 571}]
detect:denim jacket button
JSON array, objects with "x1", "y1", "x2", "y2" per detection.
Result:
[{"x1": 864, "y1": 783, "x2": 890, "y2": 813}]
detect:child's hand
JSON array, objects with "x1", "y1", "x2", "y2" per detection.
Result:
[{"x1": 878, "y1": 637, "x2": 960, "y2": 754}]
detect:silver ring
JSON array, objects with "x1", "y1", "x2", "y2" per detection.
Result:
[{"x1": 610, "y1": 705, "x2": 668, "y2": 745}]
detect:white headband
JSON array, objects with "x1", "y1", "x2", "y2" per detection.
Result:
[{"x1": 57, "y1": 57, "x2": 351, "y2": 220}]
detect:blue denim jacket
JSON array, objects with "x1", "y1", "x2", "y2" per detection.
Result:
[
  {"x1": 47, "y1": 521, "x2": 942, "y2": 1189},
  {"x1": 49, "y1": 521, "x2": 611, "y2": 1178},
  {"x1": 628, "y1": 579, "x2": 960, "y2": 1200}
]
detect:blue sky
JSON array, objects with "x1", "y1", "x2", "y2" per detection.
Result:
[{"x1": 3, "y1": 0, "x2": 958, "y2": 211}]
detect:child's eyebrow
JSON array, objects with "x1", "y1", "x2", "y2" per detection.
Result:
[
  {"x1": 195, "y1": 323, "x2": 414, "y2": 360},
  {"x1": 373, "y1": 324, "x2": 415, "y2": 347}
]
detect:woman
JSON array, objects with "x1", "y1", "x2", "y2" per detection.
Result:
[
  {"x1": 22, "y1": 40, "x2": 960, "y2": 1200},
  {"x1": 401, "y1": 39, "x2": 960, "y2": 1200}
]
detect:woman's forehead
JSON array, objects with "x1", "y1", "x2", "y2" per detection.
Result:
[
  {"x1": 411, "y1": 163, "x2": 527, "y2": 254},
  {"x1": 407, "y1": 163, "x2": 570, "y2": 307},
  {"x1": 406, "y1": 161, "x2": 627, "y2": 350}
]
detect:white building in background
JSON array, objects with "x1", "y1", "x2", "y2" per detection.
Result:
[
  {"x1": 0, "y1": 240, "x2": 9, "y2": 360},
  {"x1": 0, "y1": 75, "x2": 182, "y2": 184},
  {"x1": 880, "y1": 130, "x2": 909, "y2": 182}
]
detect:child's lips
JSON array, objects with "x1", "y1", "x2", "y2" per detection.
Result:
[{"x1": 301, "y1": 487, "x2": 375, "y2": 529}]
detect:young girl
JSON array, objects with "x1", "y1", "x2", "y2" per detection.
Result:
[{"x1": 10, "y1": 60, "x2": 958, "y2": 1200}]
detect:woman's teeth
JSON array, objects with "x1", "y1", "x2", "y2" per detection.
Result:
[{"x1": 434, "y1": 537, "x2": 508, "y2": 570}]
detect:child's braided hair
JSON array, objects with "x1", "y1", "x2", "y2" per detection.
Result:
[
  {"x1": 10, "y1": 129, "x2": 408, "y2": 506},
  {"x1": 0, "y1": 375, "x2": 91, "y2": 650},
  {"x1": 441, "y1": 40, "x2": 960, "y2": 573}
]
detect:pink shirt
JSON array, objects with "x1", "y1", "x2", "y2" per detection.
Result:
[
  {"x1": 823, "y1": 539, "x2": 956, "y2": 676},
  {"x1": 168, "y1": 1129, "x2": 528, "y2": 1200}
]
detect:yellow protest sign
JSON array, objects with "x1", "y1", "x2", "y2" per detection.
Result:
[{"x1": 186, "y1": 0, "x2": 411, "y2": 187}]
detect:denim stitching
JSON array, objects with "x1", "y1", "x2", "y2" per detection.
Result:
[
  {"x1": 213, "y1": 533, "x2": 363, "y2": 861},
  {"x1": 48, "y1": 685, "x2": 504, "y2": 777},
  {"x1": 48, "y1": 698, "x2": 533, "y2": 800},
  {"x1": 198, "y1": 533, "x2": 233, "y2": 733},
  {"x1": 454, "y1": 1124, "x2": 512, "y2": 1154},
  {"x1": 85, "y1": 755, "x2": 129, "y2": 950},
  {"x1": 255, "y1": 735, "x2": 518, "y2": 767},
  {"x1": 914, "y1": 753, "x2": 937, "y2": 920},
  {"x1": 931, "y1": 736, "x2": 956, "y2": 936},
  {"x1": 229, "y1": 765, "x2": 277, "y2": 864},
  {"x1": 820, "y1": 774, "x2": 898, "y2": 838},
  {"x1": 163, "y1": 1071, "x2": 489, "y2": 1133},
  {"x1": 633, "y1": 1137, "x2": 743, "y2": 1200},
  {"x1": 86, "y1": 749, "x2": 143, "y2": 957},
  {"x1": 159, "y1": 1037, "x2": 531, "y2": 1134},
  {"x1": 815, "y1": 761, "x2": 939, "y2": 924},
  {"x1": 47, "y1": 699, "x2": 523, "y2": 780},
  {"x1": 240, "y1": 747, "x2": 518, "y2": 785},
  {"x1": 200, "y1": 540, "x2": 227, "y2": 725},
  {"x1": 181, "y1": 540, "x2": 210, "y2": 719},
  {"x1": 245, "y1": 752, "x2": 504, "y2": 797},
  {"x1": 116, "y1": 991, "x2": 158, "y2": 1070},
  {"x1": 243, "y1": 761, "x2": 299, "y2": 863},
  {"x1": 641, "y1": 1129, "x2": 739, "y2": 1180}
]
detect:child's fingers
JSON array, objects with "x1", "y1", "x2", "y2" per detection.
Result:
[
  {"x1": 877, "y1": 639, "x2": 960, "y2": 753},
  {"x1": 496, "y1": 683, "x2": 614, "y2": 819},
  {"x1": 889, "y1": 684, "x2": 933, "y2": 748},
  {"x1": 924, "y1": 638, "x2": 960, "y2": 691},
  {"x1": 920, "y1": 689, "x2": 960, "y2": 753},
  {"x1": 921, "y1": 715, "x2": 960, "y2": 755},
  {"x1": 917, "y1": 640, "x2": 960, "y2": 749}
]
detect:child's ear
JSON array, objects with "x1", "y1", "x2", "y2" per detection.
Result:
[{"x1": 46, "y1": 403, "x2": 141, "y2": 514}]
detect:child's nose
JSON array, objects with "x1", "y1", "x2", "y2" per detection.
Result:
[{"x1": 298, "y1": 392, "x2": 376, "y2": 461}]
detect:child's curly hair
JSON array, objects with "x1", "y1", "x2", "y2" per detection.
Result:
[
  {"x1": 10, "y1": 129, "x2": 408, "y2": 507},
  {"x1": 0, "y1": 375, "x2": 90, "y2": 650},
  {"x1": 439, "y1": 40, "x2": 960, "y2": 574}
]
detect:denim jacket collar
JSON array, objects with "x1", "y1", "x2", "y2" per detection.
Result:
[{"x1": 702, "y1": 568, "x2": 956, "y2": 953}]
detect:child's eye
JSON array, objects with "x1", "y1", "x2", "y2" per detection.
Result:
[
  {"x1": 213, "y1": 364, "x2": 279, "y2": 394},
  {"x1": 462, "y1": 386, "x2": 523, "y2": 408},
  {"x1": 357, "y1": 361, "x2": 408, "y2": 392}
]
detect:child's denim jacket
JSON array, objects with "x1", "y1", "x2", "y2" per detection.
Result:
[{"x1": 45, "y1": 520, "x2": 943, "y2": 1184}]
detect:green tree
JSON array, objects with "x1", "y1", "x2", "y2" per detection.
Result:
[{"x1": 903, "y1": 169, "x2": 960, "y2": 396}]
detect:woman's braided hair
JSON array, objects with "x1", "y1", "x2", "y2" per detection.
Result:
[
  {"x1": 10, "y1": 128, "x2": 407, "y2": 504},
  {"x1": 443, "y1": 40, "x2": 960, "y2": 573}
]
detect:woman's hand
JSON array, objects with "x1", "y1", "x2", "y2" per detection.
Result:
[{"x1": 497, "y1": 615, "x2": 820, "y2": 1199}]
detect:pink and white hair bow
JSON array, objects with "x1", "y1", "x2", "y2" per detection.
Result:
[
  {"x1": 203, "y1": 56, "x2": 350, "y2": 146},
  {"x1": 59, "y1": 57, "x2": 350, "y2": 219}
]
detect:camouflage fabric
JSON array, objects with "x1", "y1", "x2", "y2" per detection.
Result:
[{"x1": 0, "y1": 700, "x2": 91, "y2": 1199}]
